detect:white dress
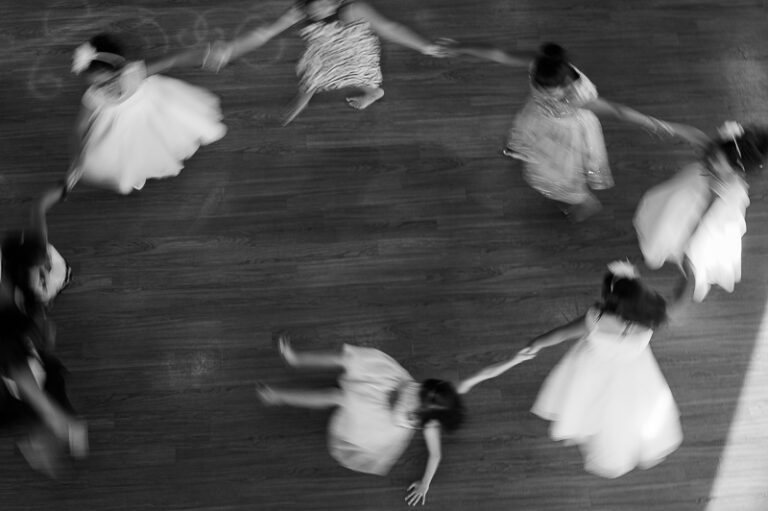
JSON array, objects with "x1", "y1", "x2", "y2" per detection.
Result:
[
  {"x1": 327, "y1": 345, "x2": 420, "y2": 475},
  {"x1": 506, "y1": 68, "x2": 611, "y2": 205},
  {"x1": 77, "y1": 61, "x2": 227, "y2": 194},
  {"x1": 634, "y1": 163, "x2": 749, "y2": 301},
  {"x1": 531, "y1": 308, "x2": 682, "y2": 478}
]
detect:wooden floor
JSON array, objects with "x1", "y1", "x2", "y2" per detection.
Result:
[{"x1": 2, "y1": 0, "x2": 768, "y2": 509}]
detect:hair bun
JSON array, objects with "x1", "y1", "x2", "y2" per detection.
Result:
[{"x1": 540, "y1": 43, "x2": 567, "y2": 62}]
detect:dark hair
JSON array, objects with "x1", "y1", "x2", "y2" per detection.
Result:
[
  {"x1": 0, "y1": 308, "x2": 40, "y2": 372},
  {"x1": 1, "y1": 232, "x2": 55, "y2": 312},
  {"x1": 85, "y1": 33, "x2": 126, "y2": 74},
  {"x1": 418, "y1": 379, "x2": 464, "y2": 432},
  {"x1": 706, "y1": 126, "x2": 768, "y2": 174},
  {"x1": 600, "y1": 273, "x2": 667, "y2": 329},
  {"x1": 532, "y1": 43, "x2": 576, "y2": 88}
]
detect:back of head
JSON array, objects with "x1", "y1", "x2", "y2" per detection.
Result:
[
  {"x1": 419, "y1": 379, "x2": 464, "y2": 432},
  {"x1": 532, "y1": 43, "x2": 572, "y2": 88},
  {"x1": 1, "y1": 232, "x2": 49, "y2": 311},
  {"x1": 73, "y1": 33, "x2": 126, "y2": 75},
  {"x1": 707, "y1": 123, "x2": 768, "y2": 174},
  {"x1": 601, "y1": 265, "x2": 667, "y2": 329}
]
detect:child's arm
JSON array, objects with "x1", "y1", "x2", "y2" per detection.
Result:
[
  {"x1": 30, "y1": 185, "x2": 67, "y2": 246},
  {"x1": 457, "y1": 316, "x2": 588, "y2": 394},
  {"x1": 145, "y1": 45, "x2": 215, "y2": 76},
  {"x1": 405, "y1": 422, "x2": 442, "y2": 506},
  {"x1": 448, "y1": 43, "x2": 535, "y2": 67},
  {"x1": 666, "y1": 257, "x2": 696, "y2": 320},
  {"x1": 349, "y1": 2, "x2": 445, "y2": 56},
  {"x1": 64, "y1": 105, "x2": 95, "y2": 195},
  {"x1": 205, "y1": 7, "x2": 304, "y2": 71},
  {"x1": 582, "y1": 98, "x2": 709, "y2": 146}
]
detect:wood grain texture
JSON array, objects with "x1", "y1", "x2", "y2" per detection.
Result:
[{"x1": 1, "y1": 0, "x2": 768, "y2": 510}]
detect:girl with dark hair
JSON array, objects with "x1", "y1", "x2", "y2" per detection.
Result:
[
  {"x1": 257, "y1": 334, "x2": 465, "y2": 505},
  {"x1": 437, "y1": 42, "x2": 705, "y2": 221},
  {"x1": 65, "y1": 32, "x2": 227, "y2": 195},
  {"x1": 1, "y1": 184, "x2": 72, "y2": 320},
  {"x1": 206, "y1": 0, "x2": 448, "y2": 125},
  {"x1": 634, "y1": 122, "x2": 768, "y2": 302},
  {"x1": 458, "y1": 261, "x2": 685, "y2": 478}
]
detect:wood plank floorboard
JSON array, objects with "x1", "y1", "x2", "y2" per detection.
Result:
[{"x1": 1, "y1": 1, "x2": 768, "y2": 510}]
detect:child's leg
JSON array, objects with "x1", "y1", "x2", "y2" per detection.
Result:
[
  {"x1": 562, "y1": 193, "x2": 602, "y2": 223},
  {"x1": 282, "y1": 90, "x2": 315, "y2": 126},
  {"x1": 346, "y1": 86, "x2": 384, "y2": 110},
  {"x1": 257, "y1": 384, "x2": 343, "y2": 409},
  {"x1": 278, "y1": 334, "x2": 344, "y2": 370}
]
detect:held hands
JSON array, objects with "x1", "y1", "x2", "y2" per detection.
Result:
[
  {"x1": 422, "y1": 40, "x2": 457, "y2": 58},
  {"x1": 517, "y1": 346, "x2": 540, "y2": 359},
  {"x1": 669, "y1": 123, "x2": 710, "y2": 147},
  {"x1": 406, "y1": 480, "x2": 430, "y2": 506}
]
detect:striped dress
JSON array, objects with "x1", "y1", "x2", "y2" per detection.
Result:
[{"x1": 296, "y1": 5, "x2": 382, "y2": 93}]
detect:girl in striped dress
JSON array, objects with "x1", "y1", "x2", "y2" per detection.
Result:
[{"x1": 208, "y1": 0, "x2": 448, "y2": 125}]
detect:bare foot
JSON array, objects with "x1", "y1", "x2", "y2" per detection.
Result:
[
  {"x1": 346, "y1": 87, "x2": 384, "y2": 110},
  {"x1": 282, "y1": 91, "x2": 314, "y2": 126},
  {"x1": 277, "y1": 334, "x2": 297, "y2": 367},
  {"x1": 68, "y1": 420, "x2": 89, "y2": 459},
  {"x1": 18, "y1": 432, "x2": 62, "y2": 478},
  {"x1": 256, "y1": 383, "x2": 280, "y2": 405},
  {"x1": 564, "y1": 196, "x2": 602, "y2": 223}
]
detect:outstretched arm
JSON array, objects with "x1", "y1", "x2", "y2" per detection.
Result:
[
  {"x1": 457, "y1": 315, "x2": 588, "y2": 394},
  {"x1": 350, "y1": 2, "x2": 443, "y2": 56},
  {"x1": 64, "y1": 103, "x2": 97, "y2": 193},
  {"x1": 145, "y1": 45, "x2": 214, "y2": 76},
  {"x1": 447, "y1": 43, "x2": 535, "y2": 67},
  {"x1": 666, "y1": 257, "x2": 696, "y2": 320},
  {"x1": 30, "y1": 184, "x2": 67, "y2": 246},
  {"x1": 206, "y1": 7, "x2": 303, "y2": 71},
  {"x1": 582, "y1": 98, "x2": 709, "y2": 146},
  {"x1": 405, "y1": 422, "x2": 442, "y2": 506}
]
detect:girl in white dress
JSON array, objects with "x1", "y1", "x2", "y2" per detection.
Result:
[
  {"x1": 206, "y1": 0, "x2": 448, "y2": 125},
  {"x1": 634, "y1": 122, "x2": 768, "y2": 302},
  {"x1": 459, "y1": 261, "x2": 685, "y2": 478},
  {"x1": 258, "y1": 334, "x2": 465, "y2": 506},
  {"x1": 440, "y1": 42, "x2": 705, "y2": 221},
  {"x1": 66, "y1": 33, "x2": 227, "y2": 195}
]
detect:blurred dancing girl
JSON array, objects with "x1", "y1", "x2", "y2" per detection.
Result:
[
  {"x1": 1, "y1": 184, "x2": 72, "y2": 326},
  {"x1": 634, "y1": 122, "x2": 768, "y2": 302},
  {"x1": 258, "y1": 335, "x2": 465, "y2": 506},
  {"x1": 208, "y1": 0, "x2": 448, "y2": 125},
  {"x1": 0, "y1": 307, "x2": 87, "y2": 478},
  {"x1": 443, "y1": 42, "x2": 705, "y2": 221},
  {"x1": 459, "y1": 261, "x2": 686, "y2": 478},
  {"x1": 66, "y1": 33, "x2": 227, "y2": 195}
]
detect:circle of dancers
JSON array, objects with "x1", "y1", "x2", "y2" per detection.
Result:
[{"x1": 2, "y1": 0, "x2": 768, "y2": 505}]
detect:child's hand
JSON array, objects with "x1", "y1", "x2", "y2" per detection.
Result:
[
  {"x1": 422, "y1": 43, "x2": 453, "y2": 58},
  {"x1": 203, "y1": 41, "x2": 233, "y2": 72},
  {"x1": 405, "y1": 480, "x2": 430, "y2": 506}
]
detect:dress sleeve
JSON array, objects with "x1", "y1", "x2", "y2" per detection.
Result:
[
  {"x1": 81, "y1": 87, "x2": 102, "y2": 110},
  {"x1": 118, "y1": 61, "x2": 148, "y2": 99},
  {"x1": 584, "y1": 307, "x2": 602, "y2": 331},
  {"x1": 568, "y1": 69, "x2": 599, "y2": 107}
]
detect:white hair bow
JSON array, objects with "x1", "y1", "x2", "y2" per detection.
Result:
[
  {"x1": 718, "y1": 121, "x2": 745, "y2": 158},
  {"x1": 71, "y1": 43, "x2": 97, "y2": 74},
  {"x1": 607, "y1": 260, "x2": 639, "y2": 280}
]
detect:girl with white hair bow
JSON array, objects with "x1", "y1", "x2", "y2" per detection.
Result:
[
  {"x1": 66, "y1": 33, "x2": 227, "y2": 195},
  {"x1": 458, "y1": 261, "x2": 687, "y2": 479}
]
